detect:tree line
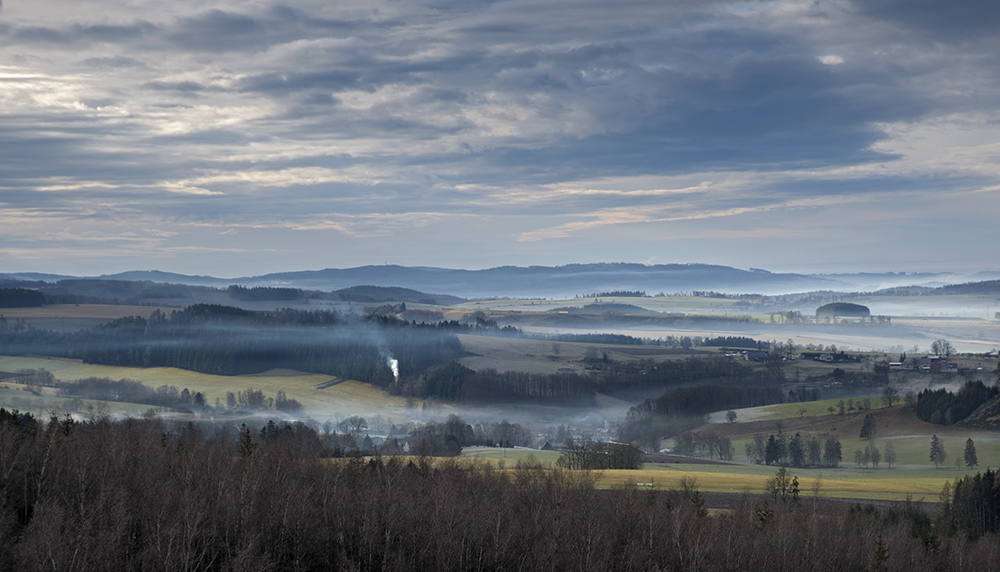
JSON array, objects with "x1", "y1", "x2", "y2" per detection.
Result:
[
  {"x1": 576, "y1": 290, "x2": 648, "y2": 298},
  {"x1": 413, "y1": 354, "x2": 787, "y2": 405},
  {"x1": 226, "y1": 285, "x2": 302, "y2": 301},
  {"x1": 0, "y1": 305, "x2": 463, "y2": 387},
  {"x1": 745, "y1": 432, "x2": 843, "y2": 468},
  {"x1": 556, "y1": 438, "x2": 643, "y2": 470},
  {"x1": 1, "y1": 409, "x2": 998, "y2": 571},
  {"x1": 0, "y1": 288, "x2": 46, "y2": 308},
  {"x1": 671, "y1": 430, "x2": 735, "y2": 461}
]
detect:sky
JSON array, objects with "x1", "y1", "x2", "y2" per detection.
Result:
[{"x1": 2, "y1": 0, "x2": 999, "y2": 278}]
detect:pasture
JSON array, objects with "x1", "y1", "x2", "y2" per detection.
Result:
[
  {"x1": 700, "y1": 401, "x2": 1000, "y2": 467},
  {"x1": 0, "y1": 355, "x2": 417, "y2": 422}
]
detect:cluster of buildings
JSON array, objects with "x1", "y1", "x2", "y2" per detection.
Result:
[{"x1": 889, "y1": 355, "x2": 959, "y2": 373}]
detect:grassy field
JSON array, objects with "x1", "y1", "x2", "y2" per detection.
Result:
[
  {"x1": 456, "y1": 447, "x2": 966, "y2": 501},
  {"x1": 702, "y1": 400, "x2": 1000, "y2": 465},
  {"x1": 0, "y1": 355, "x2": 416, "y2": 422},
  {"x1": 636, "y1": 396, "x2": 1000, "y2": 501}
]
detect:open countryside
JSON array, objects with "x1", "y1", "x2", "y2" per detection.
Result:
[{"x1": 4, "y1": 272, "x2": 1000, "y2": 570}]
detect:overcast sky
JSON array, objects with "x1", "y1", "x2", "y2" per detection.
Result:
[{"x1": 2, "y1": 0, "x2": 999, "y2": 277}]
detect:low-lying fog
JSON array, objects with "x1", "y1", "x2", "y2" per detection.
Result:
[{"x1": 520, "y1": 321, "x2": 1000, "y2": 354}]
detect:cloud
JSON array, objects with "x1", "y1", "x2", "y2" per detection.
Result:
[
  {"x1": 852, "y1": 0, "x2": 1000, "y2": 42},
  {"x1": 0, "y1": 0, "x2": 998, "y2": 274}
]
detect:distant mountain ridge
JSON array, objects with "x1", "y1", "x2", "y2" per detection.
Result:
[
  {"x1": 4, "y1": 263, "x2": 997, "y2": 299},
  {"x1": 236, "y1": 263, "x2": 845, "y2": 298}
]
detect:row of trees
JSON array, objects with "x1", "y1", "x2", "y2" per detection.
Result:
[
  {"x1": 59, "y1": 377, "x2": 210, "y2": 409},
  {"x1": 853, "y1": 435, "x2": 976, "y2": 471},
  {"x1": 223, "y1": 388, "x2": 303, "y2": 414},
  {"x1": 745, "y1": 432, "x2": 843, "y2": 468},
  {"x1": 556, "y1": 439, "x2": 643, "y2": 470},
  {"x1": 853, "y1": 441, "x2": 896, "y2": 469},
  {"x1": 226, "y1": 285, "x2": 302, "y2": 301},
  {"x1": 672, "y1": 430, "x2": 734, "y2": 461}
]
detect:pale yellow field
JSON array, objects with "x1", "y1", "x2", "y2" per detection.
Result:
[
  {"x1": 443, "y1": 450, "x2": 966, "y2": 502},
  {"x1": 0, "y1": 355, "x2": 417, "y2": 421},
  {"x1": 0, "y1": 304, "x2": 173, "y2": 320},
  {"x1": 596, "y1": 464, "x2": 959, "y2": 501}
]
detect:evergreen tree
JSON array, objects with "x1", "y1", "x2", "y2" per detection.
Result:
[
  {"x1": 859, "y1": 413, "x2": 877, "y2": 439},
  {"x1": 930, "y1": 434, "x2": 947, "y2": 469},
  {"x1": 823, "y1": 435, "x2": 842, "y2": 468},
  {"x1": 807, "y1": 435, "x2": 822, "y2": 467},
  {"x1": 964, "y1": 438, "x2": 978, "y2": 468},
  {"x1": 765, "y1": 434, "x2": 782, "y2": 465},
  {"x1": 788, "y1": 432, "x2": 805, "y2": 467}
]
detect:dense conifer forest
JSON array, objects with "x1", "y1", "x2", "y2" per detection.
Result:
[{"x1": 915, "y1": 381, "x2": 999, "y2": 426}]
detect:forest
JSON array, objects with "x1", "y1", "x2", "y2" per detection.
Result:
[
  {"x1": 915, "y1": 381, "x2": 999, "y2": 426},
  {"x1": 409, "y1": 352, "x2": 788, "y2": 405},
  {"x1": 0, "y1": 408, "x2": 996, "y2": 572},
  {"x1": 0, "y1": 288, "x2": 46, "y2": 308},
  {"x1": 0, "y1": 304, "x2": 462, "y2": 388}
]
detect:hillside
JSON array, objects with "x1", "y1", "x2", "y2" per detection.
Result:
[{"x1": 960, "y1": 395, "x2": 1000, "y2": 431}]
